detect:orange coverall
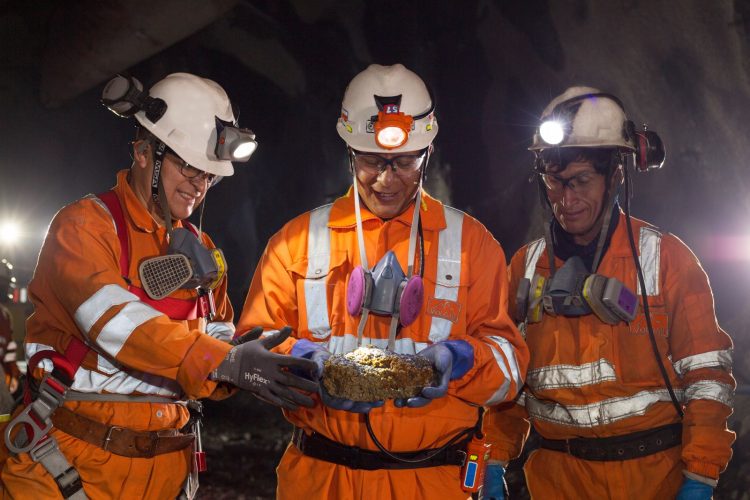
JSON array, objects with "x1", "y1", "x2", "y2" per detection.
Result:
[
  {"x1": 485, "y1": 213, "x2": 735, "y2": 499},
  {"x1": 1, "y1": 170, "x2": 234, "y2": 499},
  {"x1": 238, "y1": 189, "x2": 529, "y2": 500}
]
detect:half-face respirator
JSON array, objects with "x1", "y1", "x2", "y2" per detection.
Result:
[
  {"x1": 347, "y1": 251, "x2": 424, "y2": 327},
  {"x1": 138, "y1": 228, "x2": 227, "y2": 300},
  {"x1": 516, "y1": 256, "x2": 637, "y2": 325}
]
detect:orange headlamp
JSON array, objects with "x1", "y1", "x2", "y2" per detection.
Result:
[{"x1": 373, "y1": 111, "x2": 414, "y2": 149}]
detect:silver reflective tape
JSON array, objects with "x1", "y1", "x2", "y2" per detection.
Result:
[
  {"x1": 673, "y1": 349, "x2": 733, "y2": 377},
  {"x1": 638, "y1": 227, "x2": 661, "y2": 296},
  {"x1": 70, "y1": 364, "x2": 181, "y2": 397},
  {"x1": 74, "y1": 284, "x2": 139, "y2": 338},
  {"x1": 97, "y1": 301, "x2": 162, "y2": 357},
  {"x1": 527, "y1": 358, "x2": 617, "y2": 391},
  {"x1": 484, "y1": 343, "x2": 512, "y2": 406},
  {"x1": 488, "y1": 336, "x2": 523, "y2": 389},
  {"x1": 206, "y1": 321, "x2": 235, "y2": 342},
  {"x1": 327, "y1": 333, "x2": 429, "y2": 355},
  {"x1": 304, "y1": 204, "x2": 333, "y2": 339},
  {"x1": 516, "y1": 391, "x2": 527, "y2": 407},
  {"x1": 684, "y1": 379, "x2": 734, "y2": 407},
  {"x1": 429, "y1": 207, "x2": 464, "y2": 342},
  {"x1": 524, "y1": 238, "x2": 546, "y2": 281},
  {"x1": 526, "y1": 389, "x2": 685, "y2": 427}
]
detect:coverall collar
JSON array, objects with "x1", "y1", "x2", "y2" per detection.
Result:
[
  {"x1": 538, "y1": 209, "x2": 637, "y2": 270},
  {"x1": 328, "y1": 186, "x2": 446, "y2": 231},
  {"x1": 114, "y1": 169, "x2": 189, "y2": 234}
]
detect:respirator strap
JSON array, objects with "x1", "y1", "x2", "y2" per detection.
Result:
[{"x1": 356, "y1": 309, "x2": 370, "y2": 347}]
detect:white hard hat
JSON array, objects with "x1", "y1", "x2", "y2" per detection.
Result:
[
  {"x1": 135, "y1": 73, "x2": 237, "y2": 176},
  {"x1": 336, "y1": 64, "x2": 438, "y2": 153},
  {"x1": 530, "y1": 86, "x2": 635, "y2": 152}
]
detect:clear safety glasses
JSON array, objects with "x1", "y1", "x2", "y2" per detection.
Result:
[
  {"x1": 351, "y1": 148, "x2": 427, "y2": 177},
  {"x1": 539, "y1": 170, "x2": 603, "y2": 196},
  {"x1": 165, "y1": 148, "x2": 217, "y2": 184}
]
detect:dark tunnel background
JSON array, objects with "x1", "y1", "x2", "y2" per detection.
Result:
[{"x1": 1, "y1": 1, "x2": 749, "y2": 498}]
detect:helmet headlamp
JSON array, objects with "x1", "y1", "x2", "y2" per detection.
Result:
[
  {"x1": 215, "y1": 117, "x2": 258, "y2": 162},
  {"x1": 371, "y1": 91, "x2": 434, "y2": 150},
  {"x1": 374, "y1": 112, "x2": 413, "y2": 149},
  {"x1": 539, "y1": 120, "x2": 565, "y2": 145}
]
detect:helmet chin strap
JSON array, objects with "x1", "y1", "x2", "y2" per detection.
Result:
[
  {"x1": 350, "y1": 156, "x2": 422, "y2": 350},
  {"x1": 151, "y1": 139, "x2": 174, "y2": 237}
]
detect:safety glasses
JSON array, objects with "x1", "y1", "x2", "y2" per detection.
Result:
[{"x1": 350, "y1": 148, "x2": 427, "y2": 177}]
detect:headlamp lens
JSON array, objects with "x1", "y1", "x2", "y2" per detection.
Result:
[
  {"x1": 232, "y1": 140, "x2": 257, "y2": 160},
  {"x1": 376, "y1": 126, "x2": 408, "y2": 149},
  {"x1": 373, "y1": 111, "x2": 413, "y2": 149},
  {"x1": 539, "y1": 120, "x2": 565, "y2": 145}
]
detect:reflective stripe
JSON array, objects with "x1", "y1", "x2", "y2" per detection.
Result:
[
  {"x1": 304, "y1": 204, "x2": 333, "y2": 339},
  {"x1": 429, "y1": 206, "x2": 464, "y2": 342},
  {"x1": 97, "y1": 301, "x2": 162, "y2": 357},
  {"x1": 527, "y1": 358, "x2": 617, "y2": 391},
  {"x1": 206, "y1": 321, "x2": 235, "y2": 342},
  {"x1": 70, "y1": 364, "x2": 181, "y2": 397},
  {"x1": 526, "y1": 389, "x2": 685, "y2": 428},
  {"x1": 638, "y1": 227, "x2": 661, "y2": 296},
  {"x1": 487, "y1": 336, "x2": 523, "y2": 388},
  {"x1": 26, "y1": 341, "x2": 180, "y2": 396},
  {"x1": 74, "y1": 285, "x2": 139, "y2": 338},
  {"x1": 673, "y1": 349, "x2": 733, "y2": 376},
  {"x1": 327, "y1": 333, "x2": 429, "y2": 355},
  {"x1": 516, "y1": 390, "x2": 527, "y2": 407},
  {"x1": 524, "y1": 238, "x2": 546, "y2": 280},
  {"x1": 684, "y1": 379, "x2": 734, "y2": 407},
  {"x1": 484, "y1": 341, "x2": 511, "y2": 406}
]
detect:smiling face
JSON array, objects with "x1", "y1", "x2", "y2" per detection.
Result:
[
  {"x1": 352, "y1": 149, "x2": 425, "y2": 219},
  {"x1": 130, "y1": 139, "x2": 213, "y2": 223},
  {"x1": 159, "y1": 152, "x2": 211, "y2": 220}
]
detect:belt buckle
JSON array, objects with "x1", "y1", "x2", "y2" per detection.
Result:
[
  {"x1": 103, "y1": 425, "x2": 124, "y2": 451},
  {"x1": 565, "y1": 439, "x2": 571, "y2": 454}
]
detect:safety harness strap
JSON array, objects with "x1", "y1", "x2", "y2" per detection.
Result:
[
  {"x1": 291, "y1": 427, "x2": 468, "y2": 470},
  {"x1": 96, "y1": 190, "x2": 209, "y2": 321},
  {"x1": 30, "y1": 437, "x2": 87, "y2": 499}
]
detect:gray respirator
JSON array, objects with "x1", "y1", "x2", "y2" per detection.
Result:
[
  {"x1": 138, "y1": 228, "x2": 227, "y2": 300},
  {"x1": 516, "y1": 256, "x2": 638, "y2": 325}
]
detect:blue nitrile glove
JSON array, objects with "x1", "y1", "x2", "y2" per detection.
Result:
[
  {"x1": 293, "y1": 340, "x2": 385, "y2": 413},
  {"x1": 291, "y1": 339, "x2": 331, "y2": 380},
  {"x1": 484, "y1": 464, "x2": 508, "y2": 500},
  {"x1": 319, "y1": 386, "x2": 385, "y2": 414},
  {"x1": 394, "y1": 340, "x2": 474, "y2": 408},
  {"x1": 676, "y1": 478, "x2": 714, "y2": 500}
]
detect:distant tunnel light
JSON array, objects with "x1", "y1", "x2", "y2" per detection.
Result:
[
  {"x1": 0, "y1": 221, "x2": 21, "y2": 246},
  {"x1": 703, "y1": 236, "x2": 750, "y2": 261}
]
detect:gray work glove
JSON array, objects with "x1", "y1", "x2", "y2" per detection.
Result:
[{"x1": 212, "y1": 326, "x2": 319, "y2": 410}]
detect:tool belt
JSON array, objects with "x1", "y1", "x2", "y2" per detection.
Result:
[
  {"x1": 292, "y1": 427, "x2": 468, "y2": 470},
  {"x1": 52, "y1": 407, "x2": 194, "y2": 458},
  {"x1": 539, "y1": 423, "x2": 682, "y2": 461}
]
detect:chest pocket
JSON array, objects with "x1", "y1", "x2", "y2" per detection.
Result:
[
  {"x1": 287, "y1": 249, "x2": 349, "y2": 341},
  {"x1": 422, "y1": 206, "x2": 465, "y2": 343}
]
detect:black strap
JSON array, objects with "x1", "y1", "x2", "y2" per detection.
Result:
[
  {"x1": 539, "y1": 423, "x2": 682, "y2": 461},
  {"x1": 291, "y1": 428, "x2": 468, "y2": 470}
]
